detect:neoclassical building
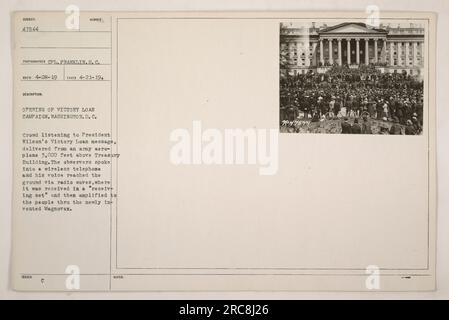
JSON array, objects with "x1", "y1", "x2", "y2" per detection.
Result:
[{"x1": 280, "y1": 22, "x2": 425, "y2": 76}]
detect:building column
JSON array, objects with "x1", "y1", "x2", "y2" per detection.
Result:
[
  {"x1": 288, "y1": 42, "x2": 294, "y2": 63},
  {"x1": 419, "y1": 42, "x2": 423, "y2": 66},
  {"x1": 305, "y1": 42, "x2": 311, "y2": 67},
  {"x1": 337, "y1": 39, "x2": 342, "y2": 65},
  {"x1": 356, "y1": 39, "x2": 360, "y2": 64},
  {"x1": 383, "y1": 39, "x2": 387, "y2": 63},
  {"x1": 296, "y1": 42, "x2": 302, "y2": 66},
  {"x1": 347, "y1": 39, "x2": 351, "y2": 65},
  {"x1": 365, "y1": 38, "x2": 369, "y2": 65},
  {"x1": 397, "y1": 42, "x2": 402, "y2": 66},
  {"x1": 374, "y1": 39, "x2": 378, "y2": 63},
  {"x1": 405, "y1": 42, "x2": 410, "y2": 67},
  {"x1": 418, "y1": 42, "x2": 422, "y2": 66},
  {"x1": 312, "y1": 42, "x2": 317, "y2": 66},
  {"x1": 413, "y1": 42, "x2": 418, "y2": 66},
  {"x1": 328, "y1": 39, "x2": 333, "y2": 65},
  {"x1": 390, "y1": 42, "x2": 394, "y2": 66},
  {"x1": 319, "y1": 39, "x2": 324, "y2": 65}
]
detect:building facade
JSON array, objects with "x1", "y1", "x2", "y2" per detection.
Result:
[{"x1": 280, "y1": 22, "x2": 424, "y2": 76}]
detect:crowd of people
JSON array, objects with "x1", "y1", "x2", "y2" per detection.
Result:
[{"x1": 280, "y1": 65, "x2": 424, "y2": 135}]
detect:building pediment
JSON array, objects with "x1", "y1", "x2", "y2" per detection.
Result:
[{"x1": 320, "y1": 23, "x2": 387, "y2": 34}]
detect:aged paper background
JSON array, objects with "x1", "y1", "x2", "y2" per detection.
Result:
[
  {"x1": 10, "y1": 11, "x2": 435, "y2": 291},
  {"x1": 1, "y1": 0, "x2": 448, "y2": 299},
  {"x1": 117, "y1": 17, "x2": 429, "y2": 270}
]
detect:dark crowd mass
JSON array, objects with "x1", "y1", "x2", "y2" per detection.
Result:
[{"x1": 280, "y1": 65, "x2": 424, "y2": 135}]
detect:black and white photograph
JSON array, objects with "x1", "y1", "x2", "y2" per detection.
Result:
[
  {"x1": 2, "y1": 0, "x2": 446, "y2": 301},
  {"x1": 280, "y1": 21, "x2": 425, "y2": 134}
]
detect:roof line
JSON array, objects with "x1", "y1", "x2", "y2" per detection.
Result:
[{"x1": 319, "y1": 22, "x2": 387, "y2": 33}]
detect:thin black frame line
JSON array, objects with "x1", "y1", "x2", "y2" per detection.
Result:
[
  {"x1": 115, "y1": 17, "x2": 119, "y2": 271},
  {"x1": 117, "y1": 18, "x2": 429, "y2": 21},
  {"x1": 20, "y1": 46, "x2": 111, "y2": 49},
  {"x1": 30, "y1": 30, "x2": 111, "y2": 33},
  {"x1": 114, "y1": 267, "x2": 431, "y2": 271},
  {"x1": 20, "y1": 79, "x2": 111, "y2": 82},
  {"x1": 20, "y1": 273, "x2": 432, "y2": 277},
  {"x1": 109, "y1": 15, "x2": 113, "y2": 292},
  {"x1": 112, "y1": 17, "x2": 431, "y2": 273},
  {"x1": 20, "y1": 63, "x2": 112, "y2": 65}
]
